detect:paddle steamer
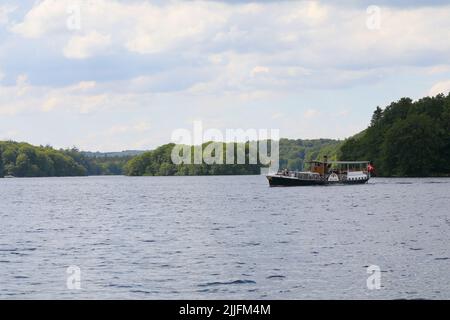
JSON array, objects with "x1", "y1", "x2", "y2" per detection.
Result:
[{"x1": 267, "y1": 156, "x2": 373, "y2": 187}]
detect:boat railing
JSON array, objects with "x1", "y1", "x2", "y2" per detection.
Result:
[{"x1": 276, "y1": 170, "x2": 321, "y2": 180}]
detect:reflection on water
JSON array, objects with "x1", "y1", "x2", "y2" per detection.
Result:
[{"x1": 0, "y1": 176, "x2": 449, "y2": 299}]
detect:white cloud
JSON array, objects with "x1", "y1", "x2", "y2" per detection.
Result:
[
  {"x1": 125, "y1": 2, "x2": 229, "y2": 54},
  {"x1": 11, "y1": 1, "x2": 66, "y2": 38},
  {"x1": 429, "y1": 80, "x2": 450, "y2": 96},
  {"x1": 271, "y1": 112, "x2": 284, "y2": 119},
  {"x1": 63, "y1": 31, "x2": 111, "y2": 59},
  {"x1": 16, "y1": 74, "x2": 30, "y2": 96},
  {"x1": 0, "y1": 79, "x2": 108, "y2": 115},
  {"x1": 4, "y1": 1, "x2": 450, "y2": 150},
  {"x1": 0, "y1": 5, "x2": 16, "y2": 25},
  {"x1": 304, "y1": 109, "x2": 320, "y2": 119},
  {"x1": 78, "y1": 94, "x2": 109, "y2": 114},
  {"x1": 282, "y1": 1, "x2": 328, "y2": 25},
  {"x1": 72, "y1": 81, "x2": 97, "y2": 91},
  {"x1": 0, "y1": 74, "x2": 35, "y2": 116},
  {"x1": 7, "y1": 1, "x2": 450, "y2": 98},
  {"x1": 10, "y1": 1, "x2": 450, "y2": 78},
  {"x1": 12, "y1": 0, "x2": 229, "y2": 56},
  {"x1": 104, "y1": 121, "x2": 151, "y2": 136},
  {"x1": 42, "y1": 97, "x2": 58, "y2": 112},
  {"x1": 39, "y1": 81, "x2": 98, "y2": 112},
  {"x1": 0, "y1": 75, "x2": 36, "y2": 115},
  {"x1": 251, "y1": 66, "x2": 270, "y2": 77},
  {"x1": 426, "y1": 65, "x2": 450, "y2": 75}
]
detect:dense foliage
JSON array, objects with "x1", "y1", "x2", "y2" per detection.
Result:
[
  {"x1": 0, "y1": 141, "x2": 131, "y2": 177},
  {"x1": 0, "y1": 139, "x2": 341, "y2": 177},
  {"x1": 124, "y1": 142, "x2": 262, "y2": 176},
  {"x1": 279, "y1": 138, "x2": 342, "y2": 171},
  {"x1": 6, "y1": 92, "x2": 447, "y2": 178},
  {"x1": 340, "y1": 93, "x2": 450, "y2": 176},
  {"x1": 124, "y1": 139, "x2": 342, "y2": 176}
]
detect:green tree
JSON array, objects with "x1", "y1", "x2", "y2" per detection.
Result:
[
  {"x1": 341, "y1": 92, "x2": 450, "y2": 176},
  {"x1": 381, "y1": 114, "x2": 438, "y2": 176}
]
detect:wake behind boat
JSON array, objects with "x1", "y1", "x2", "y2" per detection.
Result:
[{"x1": 267, "y1": 156, "x2": 374, "y2": 187}]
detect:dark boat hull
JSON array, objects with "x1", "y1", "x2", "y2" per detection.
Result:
[
  {"x1": 267, "y1": 175, "x2": 369, "y2": 187},
  {"x1": 267, "y1": 175, "x2": 326, "y2": 187}
]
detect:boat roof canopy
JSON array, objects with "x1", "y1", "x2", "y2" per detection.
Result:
[{"x1": 307, "y1": 160, "x2": 370, "y2": 164}]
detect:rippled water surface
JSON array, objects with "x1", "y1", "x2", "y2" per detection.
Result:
[{"x1": 0, "y1": 176, "x2": 449, "y2": 299}]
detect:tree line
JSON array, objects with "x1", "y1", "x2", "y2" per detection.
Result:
[
  {"x1": 0, "y1": 138, "x2": 345, "y2": 177},
  {"x1": 340, "y1": 93, "x2": 450, "y2": 176},
  {"x1": 123, "y1": 139, "x2": 342, "y2": 176},
  {"x1": 0, "y1": 141, "x2": 131, "y2": 177},
  {"x1": 3, "y1": 92, "x2": 448, "y2": 178}
]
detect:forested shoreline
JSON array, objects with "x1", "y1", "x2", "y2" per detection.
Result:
[
  {"x1": 2, "y1": 93, "x2": 449, "y2": 178},
  {"x1": 0, "y1": 139, "x2": 341, "y2": 177},
  {"x1": 340, "y1": 93, "x2": 450, "y2": 177},
  {"x1": 123, "y1": 139, "x2": 342, "y2": 176},
  {"x1": 0, "y1": 141, "x2": 131, "y2": 177}
]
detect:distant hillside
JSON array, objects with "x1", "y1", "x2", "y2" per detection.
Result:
[
  {"x1": 0, "y1": 141, "x2": 89, "y2": 177},
  {"x1": 0, "y1": 141, "x2": 131, "y2": 177},
  {"x1": 124, "y1": 142, "x2": 263, "y2": 176},
  {"x1": 10, "y1": 90, "x2": 450, "y2": 179},
  {"x1": 82, "y1": 150, "x2": 146, "y2": 158},
  {"x1": 0, "y1": 139, "x2": 341, "y2": 177},
  {"x1": 340, "y1": 93, "x2": 450, "y2": 176},
  {"x1": 279, "y1": 138, "x2": 342, "y2": 171}
]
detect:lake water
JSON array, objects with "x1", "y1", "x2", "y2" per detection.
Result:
[{"x1": 0, "y1": 175, "x2": 449, "y2": 299}]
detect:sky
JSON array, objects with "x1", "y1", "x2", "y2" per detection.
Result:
[{"x1": 1, "y1": 0, "x2": 450, "y2": 151}]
